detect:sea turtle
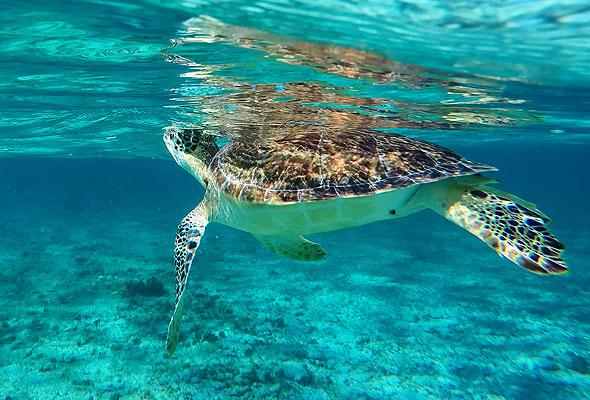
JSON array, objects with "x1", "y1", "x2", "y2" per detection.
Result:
[{"x1": 163, "y1": 126, "x2": 567, "y2": 355}]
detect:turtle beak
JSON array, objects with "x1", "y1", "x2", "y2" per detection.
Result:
[
  {"x1": 163, "y1": 126, "x2": 184, "y2": 165},
  {"x1": 163, "y1": 126, "x2": 177, "y2": 147}
]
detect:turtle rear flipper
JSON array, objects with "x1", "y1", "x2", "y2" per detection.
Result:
[
  {"x1": 253, "y1": 234, "x2": 327, "y2": 261},
  {"x1": 428, "y1": 184, "x2": 567, "y2": 274},
  {"x1": 167, "y1": 202, "x2": 209, "y2": 356}
]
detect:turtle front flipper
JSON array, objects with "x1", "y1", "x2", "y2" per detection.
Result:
[
  {"x1": 427, "y1": 183, "x2": 567, "y2": 274},
  {"x1": 253, "y1": 234, "x2": 327, "y2": 261},
  {"x1": 166, "y1": 202, "x2": 209, "y2": 356}
]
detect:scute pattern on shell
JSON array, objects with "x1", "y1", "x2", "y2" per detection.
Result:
[{"x1": 209, "y1": 129, "x2": 496, "y2": 204}]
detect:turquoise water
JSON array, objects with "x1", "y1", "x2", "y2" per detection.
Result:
[{"x1": 1, "y1": 0, "x2": 589, "y2": 398}]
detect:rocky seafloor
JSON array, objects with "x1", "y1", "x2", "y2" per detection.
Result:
[{"x1": 0, "y1": 156, "x2": 588, "y2": 399}]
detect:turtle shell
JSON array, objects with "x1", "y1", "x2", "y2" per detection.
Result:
[{"x1": 209, "y1": 128, "x2": 495, "y2": 204}]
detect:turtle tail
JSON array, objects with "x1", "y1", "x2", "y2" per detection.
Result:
[{"x1": 428, "y1": 183, "x2": 567, "y2": 274}]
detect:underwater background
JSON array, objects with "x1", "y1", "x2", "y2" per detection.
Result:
[{"x1": 1, "y1": 0, "x2": 589, "y2": 399}]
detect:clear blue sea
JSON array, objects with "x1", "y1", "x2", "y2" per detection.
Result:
[{"x1": 1, "y1": 0, "x2": 589, "y2": 399}]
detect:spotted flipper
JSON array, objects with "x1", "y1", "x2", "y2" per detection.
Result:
[
  {"x1": 166, "y1": 202, "x2": 209, "y2": 356},
  {"x1": 253, "y1": 234, "x2": 327, "y2": 261},
  {"x1": 432, "y1": 184, "x2": 567, "y2": 274},
  {"x1": 484, "y1": 186, "x2": 550, "y2": 222}
]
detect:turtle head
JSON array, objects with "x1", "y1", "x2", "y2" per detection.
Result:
[{"x1": 164, "y1": 126, "x2": 219, "y2": 187}]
